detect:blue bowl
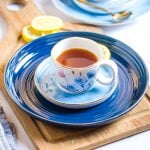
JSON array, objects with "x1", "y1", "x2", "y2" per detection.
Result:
[{"x1": 4, "y1": 32, "x2": 149, "y2": 127}]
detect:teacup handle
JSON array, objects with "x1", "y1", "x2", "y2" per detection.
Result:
[{"x1": 97, "y1": 59, "x2": 118, "y2": 85}]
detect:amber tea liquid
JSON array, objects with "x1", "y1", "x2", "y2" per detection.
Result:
[{"x1": 56, "y1": 48, "x2": 98, "y2": 68}]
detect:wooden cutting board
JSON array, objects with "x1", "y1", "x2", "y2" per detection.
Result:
[{"x1": 0, "y1": 0, "x2": 149, "y2": 150}]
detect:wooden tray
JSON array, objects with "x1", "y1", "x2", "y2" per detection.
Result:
[{"x1": 0, "y1": 0, "x2": 149, "y2": 149}]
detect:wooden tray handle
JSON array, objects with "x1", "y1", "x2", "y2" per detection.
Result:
[
  {"x1": 0, "y1": 0, "x2": 40, "y2": 32},
  {"x1": 0, "y1": 0, "x2": 41, "y2": 72}
]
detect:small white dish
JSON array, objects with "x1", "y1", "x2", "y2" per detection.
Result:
[{"x1": 34, "y1": 58, "x2": 118, "y2": 109}]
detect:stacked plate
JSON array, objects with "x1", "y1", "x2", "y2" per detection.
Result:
[
  {"x1": 4, "y1": 32, "x2": 149, "y2": 127},
  {"x1": 52, "y1": 0, "x2": 150, "y2": 26},
  {"x1": 72, "y1": 0, "x2": 136, "y2": 14}
]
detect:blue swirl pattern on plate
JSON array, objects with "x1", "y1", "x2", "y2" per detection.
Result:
[{"x1": 4, "y1": 32, "x2": 149, "y2": 127}]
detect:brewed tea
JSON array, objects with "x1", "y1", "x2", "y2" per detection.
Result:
[{"x1": 56, "y1": 48, "x2": 98, "y2": 68}]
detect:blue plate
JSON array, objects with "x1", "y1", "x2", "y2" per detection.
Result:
[
  {"x1": 72, "y1": 0, "x2": 136, "y2": 14},
  {"x1": 52, "y1": 0, "x2": 150, "y2": 26},
  {"x1": 34, "y1": 57, "x2": 118, "y2": 109},
  {"x1": 4, "y1": 32, "x2": 149, "y2": 127}
]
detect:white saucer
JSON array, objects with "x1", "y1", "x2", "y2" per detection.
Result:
[{"x1": 34, "y1": 58, "x2": 118, "y2": 109}]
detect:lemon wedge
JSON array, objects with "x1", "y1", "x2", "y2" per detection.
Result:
[
  {"x1": 99, "y1": 44, "x2": 111, "y2": 59},
  {"x1": 22, "y1": 25, "x2": 45, "y2": 42},
  {"x1": 31, "y1": 16, "x2": 63, "y2": 32}
]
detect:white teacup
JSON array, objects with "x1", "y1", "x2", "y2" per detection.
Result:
[{"x1": 51, "y1": 37, "x2": 118, "y2": 94}]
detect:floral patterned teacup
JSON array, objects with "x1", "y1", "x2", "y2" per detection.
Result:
[{"x1": 51, "y1": 37, "x2": 118, "y2": 94}]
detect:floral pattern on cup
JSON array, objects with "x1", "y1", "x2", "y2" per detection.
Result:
[
  {"x1": 57, "y1": 70, "x2": 96, "y2": 93},
  {"x1": 51, "y1": 37, "x2": 118, "y2": 94}
]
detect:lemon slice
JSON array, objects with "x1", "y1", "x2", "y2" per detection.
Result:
[
  {"x1": 22, "y1": 25, "x2": 45, "y2": 42},
  {"x1": 31, "y1": 16, "x2": 63, "y2": 32},
  {"x1": 99, "y1": 44, "x2": 111, "y2": 59}
]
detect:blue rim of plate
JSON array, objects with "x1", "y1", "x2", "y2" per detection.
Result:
[
  {"x1": 52, "y1": 0, "x2": 150, "y2": 26},
  {"x1": 4, "y1": 32, "x2": 149, "y2": 127}
]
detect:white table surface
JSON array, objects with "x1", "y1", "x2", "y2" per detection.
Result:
[{"x1": 0, "y1": 0, "x2": 149, "y2": 149}]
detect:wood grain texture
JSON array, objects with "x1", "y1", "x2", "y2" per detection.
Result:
[
  {"x1": 62, "y1": 22, "x2": 103, "y2": 33},
  {"x1": 146, "y1": 87, "x2": 150, "y2": 98},
  {"x1": 34, "y1": 98, "x2": 150, "y2": 142},
  {"x1": 0, "y1": 0, "x2": 149, "y2": 150}
]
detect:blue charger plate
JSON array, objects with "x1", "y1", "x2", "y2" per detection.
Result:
[
  {"x1": 52, "y1": 0, "x2": 150, "y2": 26},
  {"x1": 4, "y1": 32, "x2": 149, "y2": 127}
]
